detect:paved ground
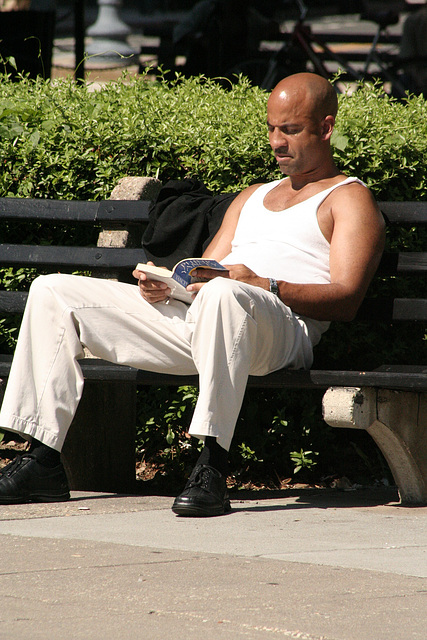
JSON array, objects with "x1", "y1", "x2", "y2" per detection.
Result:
[{"x1": 0, "y1": 486, "x2": 426, "y2": 639}]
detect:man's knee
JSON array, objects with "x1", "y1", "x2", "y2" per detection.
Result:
[
  {"x1": 194, "y1": 277, "x2": 255, "y2": 316},
  {"x1": 30, "y1": 273, "x2": 69, "y2": 294},
  {"x1": 27, "y1": 274, "x2": 82, "y2": 313},
  {"x1": 198, "y1": 277, "x2": 249, "y2": 298}
]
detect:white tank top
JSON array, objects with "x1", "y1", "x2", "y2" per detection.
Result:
[
  {"x1": 221, "y1": 176, "x2": 364, "y2": 283},
  {"x1": 221, "y1": 176, "x2": 364, "y2": 346}
]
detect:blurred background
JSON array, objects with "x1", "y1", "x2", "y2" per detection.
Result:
[{"x1": 0, "y1": 0, "x2": 415, "y2": 87}]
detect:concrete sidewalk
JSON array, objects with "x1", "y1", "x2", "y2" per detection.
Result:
[{"x1": 0, "y1": 487, "x2": 426, "y2": 639}]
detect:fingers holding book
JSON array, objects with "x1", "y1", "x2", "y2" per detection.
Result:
[
  {"x1": 133, "y1": 258, "x2": 229, "y2": 305},
  {"x1": 133, "y1": 263, "x2": 171, "y2": 304}
]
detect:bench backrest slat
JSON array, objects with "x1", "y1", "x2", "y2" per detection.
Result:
[
  {"x1": 1, "y1": 246, "x2": 425, "y2": 276},
  {"x1": 378, "y1": 201, "x2": 427, "y2": 224},
  {"x1": 0, "y1": 290, "x2": 27, "y2": 313},
  {"x1": 397, "y1": 252, "x2": 427, "y2": 274},
  {"x1": 0, "y1": 198, "x2": 426, "y2": 224},
  {"x1": 0, "y1": 244, "x2": 147, "y2": 270},
  {"x1": 1, "y1": 291, "x2": 426, "y2": 321},
  {"x1": 355, "y1": 297, "x2": 427, "y2": 322},
  {"x1": 377, "y1": 252, "x2": 427, "y2": 275},
  {"x1": 393, "y1": 298, "x2": 427, "y2": 321},
  {"x1": 0, "y1": 198, "x2": 151, "y2": 223}
]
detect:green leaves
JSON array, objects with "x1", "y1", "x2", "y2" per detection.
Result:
[
  {"x1": 290, "y1": 449, "x2": 319, "y2": 475},
  {"x1": 333, "y1": 82, "x2": 427, "y2": 199},
  {"x1": 2, "y1": 73, "x2": 426, "y2": 202},
  {"x1": 330, "y1": 130, "x2": 349, "y2": 152},
  {"x1": 135, "y1": 385, "x2": 198, "y2": 477},
  {"x1": 0, "y1": 72, "x2": 276, "y2": 200}
]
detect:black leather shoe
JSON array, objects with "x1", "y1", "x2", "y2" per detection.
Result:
[
  {"x1": 172, "y1": 464, "x2": 231, "y2": 517},
  {"x1": 0, "y1": 454, "x2": 70, "y2": 504}
]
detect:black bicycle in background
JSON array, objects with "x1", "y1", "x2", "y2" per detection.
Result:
[{"x1": 227, "y1": 0, "x2": 408, "y2": 97}]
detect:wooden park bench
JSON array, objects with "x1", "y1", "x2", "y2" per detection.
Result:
[{"x1": 0, "y1": 177, "x2": 426, "y2": 504}]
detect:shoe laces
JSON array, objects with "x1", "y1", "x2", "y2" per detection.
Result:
[
  {"x1": 0, "y1": 453, "x2": 33, "y2": 477},
  {"x1": 187, "y1": 464, "x2": 220, "y2": 490}
]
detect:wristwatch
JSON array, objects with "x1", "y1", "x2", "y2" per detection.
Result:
[{"x1": 268, "y1": 277, "x2": 279, "y2": 297}]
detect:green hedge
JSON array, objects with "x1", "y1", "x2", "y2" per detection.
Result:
[
  {"x1": 1, "y1": 72, "x2": 427, "y2": 199},
  {"x1": 1, "y1": 71, "x2": 426, "y2": 487},
  {"x1": 0, "y1": 71, "x2": 273, "y2": 199}
]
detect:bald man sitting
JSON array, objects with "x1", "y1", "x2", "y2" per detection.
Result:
[{"x1": 0, "y1": 73, "x2": 385, "y2": 516}]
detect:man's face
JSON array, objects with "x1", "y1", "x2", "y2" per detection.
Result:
[{"x1": 267, "y1": 90, "x2": 325, "y2": 177}]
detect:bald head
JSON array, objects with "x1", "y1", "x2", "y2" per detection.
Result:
[
  {"x1": 266, "y1": 73, "x2": 340, "y2": 180},
  {"x1": 269, "y1": 73, "x2": 338, "y2": 121}
]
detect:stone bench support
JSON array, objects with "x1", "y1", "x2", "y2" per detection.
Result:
[{"x1": 322, "y1": 386, "x2": 427, "y2": 505}]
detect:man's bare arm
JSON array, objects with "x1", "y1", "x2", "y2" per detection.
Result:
[
  {"x1": 271, "y1": 185, "x2": 385, "y2": 321},
  {"x1": 202, "y1": 184, "x2": 261, "y2": 260}
]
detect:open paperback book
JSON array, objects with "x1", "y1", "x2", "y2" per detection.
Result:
[{"x1": 135, "y1": 258, "x2": 228, "y2": 304}]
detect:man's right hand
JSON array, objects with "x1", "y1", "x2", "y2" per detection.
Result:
[{"x1": 132, "y1": 263, "x2": 171, "y2": 304}]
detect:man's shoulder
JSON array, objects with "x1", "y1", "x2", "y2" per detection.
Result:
[
  {"x1": 311, "y1": 175, "x2": 369, "y2": 207},
  {"x1": 238, "y1": 181, "x2": 273, "y2": 203},
  {"x1": 243, "y1": 178, "x2": 284, "y2": 193},
  {"x1": 328, "y1": 178, "x2": 382, "y2": 222},
  {"x1": 330, "y1": 177, "x2": 374, "y2": 201},
  {"x1": 327, "y1": 174, "x2": 364, "y2": 189}
]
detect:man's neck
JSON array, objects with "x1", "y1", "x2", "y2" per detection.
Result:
[{"x1": 286, "y1": 164, "x2": 341, "y2": 192}]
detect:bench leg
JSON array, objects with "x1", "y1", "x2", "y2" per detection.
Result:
[
  {"x1": 322, "y1": 387, "x2": 427, "y2": 505},
  {"x1": 61, "y1": 380, "x2": 137, "y2": 493}
]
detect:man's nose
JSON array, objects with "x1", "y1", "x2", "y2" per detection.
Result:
[{"x1": 270, "y1": 130, "x2": 288, "y2": 150}]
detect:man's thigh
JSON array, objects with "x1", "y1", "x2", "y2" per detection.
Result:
[
  {"x1": 39, "y1": 274, "x2": 198, "y2": 375},
  {"x1": 189, "y1": 278, "x2": 313, "y2": 374},
  {"x1": 240, "y1": 282, "x2": 313, "y2": 374}
]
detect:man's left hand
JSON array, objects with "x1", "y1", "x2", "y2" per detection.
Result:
[
  {"x1": 225, "y1": 264, "x2": 269, "y2": 290},
  {"x1": 187, "y1": 263, "x2": 268, "y2": 295}
]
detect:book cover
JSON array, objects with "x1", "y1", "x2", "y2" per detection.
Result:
[{"x1": 135, "y1": 258, "x2": 228, "y2": 303}]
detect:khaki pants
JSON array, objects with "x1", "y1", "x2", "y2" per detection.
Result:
[{"x1": 0, "y1": 274, "x2": 314, "y2": 451}]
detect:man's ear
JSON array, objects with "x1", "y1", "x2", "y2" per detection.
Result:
[{"x1": 321, "y1": 115, "x2": 335, "y2": 140}]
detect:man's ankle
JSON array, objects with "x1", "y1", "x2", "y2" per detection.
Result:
[
  {"x1": 28, "y1": 439, "x2": 61, "y2": 468},
  {"x1": 196, "y1": 436, "x2": 229, "y2": 477}
]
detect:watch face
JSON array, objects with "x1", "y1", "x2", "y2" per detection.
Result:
[{"x1": 269, "y1": 278, "x2": 279, "y2": 295}]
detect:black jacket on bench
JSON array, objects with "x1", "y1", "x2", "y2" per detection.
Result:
[{"x1": 142, "y1": 179, "x2": 238, "y2": 269}]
